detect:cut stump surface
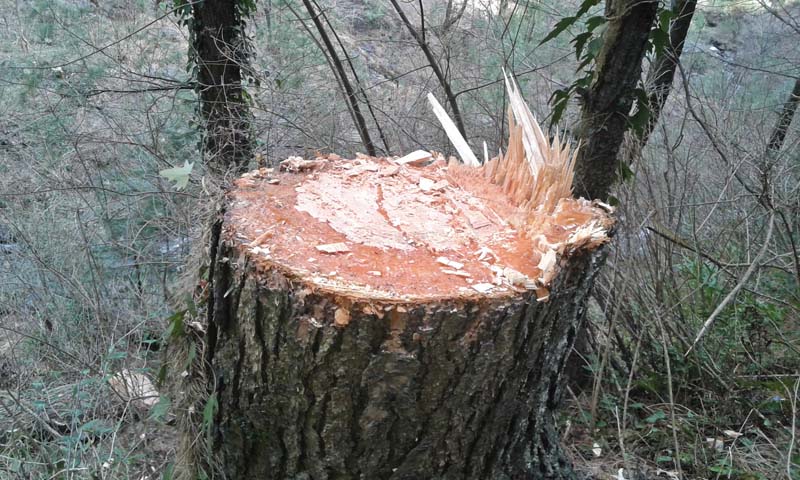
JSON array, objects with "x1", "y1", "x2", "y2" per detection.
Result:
[{"x1": 227, "y1": 154, "x2": 611, "y2": 302}]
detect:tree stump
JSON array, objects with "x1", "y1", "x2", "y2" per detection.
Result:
[{"x1": 180, "y1": 143, "x2": 613, "y2": 478}]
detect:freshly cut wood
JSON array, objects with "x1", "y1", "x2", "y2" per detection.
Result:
[{"x1": 174, "y1": 78, "x2": 613, "y2": 480}]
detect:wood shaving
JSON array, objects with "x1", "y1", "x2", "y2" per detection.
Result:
[
  {"x1": 316, "y1": 242, "x2": 351, "y2": 254},
  {"x1": 396, "y1": 149, "x2": 432, "y2": 166},
  {"x1": 441, "y1": 269, "x2": 471, "y2": 277},
  {"x1": 538, "y1": 249, "x2": 558, "y2": 284},
  {"x1": 471, "y1": 283, "x2": 495, "y2": 294},
  {"x1": 436, "y1": 256, "x2": 464, "y2": 270},
  {"x1": 280, "y1": 156, "x2": 326, "y2": 172}
]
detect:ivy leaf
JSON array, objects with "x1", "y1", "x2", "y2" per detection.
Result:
[
  {"x1": 650, "y1": 27, "x2": 669, "y2": 56},
  {"x1": 659, "y1": 9, "x2": 674, "y2": 27},
  {"x1": 629, "y1": 87, "x2": 651, "y2": 137},
  {"x1": 576, "y1": 0, "x2": 602, "y2": 16},
  {"x1": 572, "y1": 32, "x2": 593, "y2": 60},
  {"x1": 549, "y1": 88, "x2": 572, "y2": 126},
  {"x1": 159, "y1": 161, "x2": 194, "y2": 190},
  {"x1": 585, "y1": 15, "x2": 606, "y2": 31},
  {"x1": 540, "y1": 16, "x2": 578, "y2": 45}
]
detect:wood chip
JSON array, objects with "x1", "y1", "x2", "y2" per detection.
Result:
[
  {"x1": 436, "y1": 256, "x2": 464, "y2": 270},
  {"x1": 441, "y1": 269, "x2": 471, "y2": 278},
  {"x1": 280, "y1": 156, "x2": 325, "y2": 172},
  {"x1": 379, "y1": 165, "x2": 400, "y2": 176},
  {"x1": 472, "y1": 283, "x2": 495, "y2": 293},
  {"x1": 396, "y1": 150, "x2": 432, "y2": 166},
  {"x1": 315, "y1": 242, "x2": 351, "y2": 254},
  {"x1": 419, "y1": 177, "x2": 436, "y2": 191},
  {"x1": 538, "y1": 249, "x2": 557, "y2": 284},
  {"x1": 464, "y1": 209, "x2": 492, "y2": 229},
  {"x1": 249, "y1": 230, "x2": 273, "y2": 247},
  {"x1": 334, "y1": 308, "x2": 350, "y2": 327}
]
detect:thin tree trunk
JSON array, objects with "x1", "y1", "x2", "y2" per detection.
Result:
[
  {"x1": 767, "y1": 76, "x2": 800, "y2": 155},
  {"x1": 388, "y1": 0, "x2": 468, "y2": 139},
  {"x1": 638, "y1": 0, "x2": 697, "y2": 146},
  {"x1": 192, "y1": 0, "x2": 253, "y2": 174},
  {"x1": 572, "y1": 0, "x2": 659, "y2": 201},
  {"x1": 315, "y1": 0, "x2": 391, "y2": 155},
  {"x1": 300, "y1": 0, "x2": 377, "y2": 156}
]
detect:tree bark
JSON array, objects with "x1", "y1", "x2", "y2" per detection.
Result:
[
  {"x1": 201, "y1": 232, "x2": 605, "y2": 479},
  {"x1": 192, "y1": 0, "x2": 253, "y2": 173},
  {"x1": 572, "y1": 0, "x2": 659, "y2": 201}
]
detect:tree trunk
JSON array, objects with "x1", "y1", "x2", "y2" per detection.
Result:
[
  {"x1": 572, "y1": 0, "x2": 659, "y2": 201},
  {"x1": 192, "y1": 0, "x2": 253, "y2": 173},
  {"x1": 174, "y1": 145, "x2": 613, "y2": 479}
]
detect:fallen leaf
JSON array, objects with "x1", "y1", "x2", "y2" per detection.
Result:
[{"x1": 159, "y1": 161, "x2": 194, "y2": 190}]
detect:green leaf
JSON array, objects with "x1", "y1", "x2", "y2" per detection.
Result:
[
  {"x1": 659, "y1": 9, "x2": 674, "y2": 27},
  {"x1": 165, "y1": 309, "x2": 186, "y2": 339},
  {"x1": 585, "y1": 15, "x2": 606, "y2": 31},
  {"x1": 656, "y1": 455, "x2": 673, "y2": 463},
  {"x1": 619, "y1": 161, "x2": 635, "y2": 182},
  {"x1": 645, "y1": 410, "x2": 667, "y2": 424},
  {"x1": 650, "y1": 27, "x2": 669, "y2": 56},
  {"x1": 576, "y1": 0, "x2": 602, "y2": 16},
  {"x1": 149, "y1": 395, "x2": 172, "y2": 422},
  {"x1": 162, "y1": 463, "x2": 175, "y2": 480},
  {"x1": 203, "y1": 393, "x2": 218, "y2": 440},
  {"x1": 80, "y1": 419, "x2": 113, "y2": 435},
  {"x1": 549, "y1": 88, "x2": 572, "y2": 126},
  {"x1": 540, "y1": 16, "x2": 578, "y2": 46},
  {"x1": 572, "y1": 32, "x2": 593, "y2": 60},
  {"x1": 159, "y1": 161, "x2": 194, "y2": 190}
]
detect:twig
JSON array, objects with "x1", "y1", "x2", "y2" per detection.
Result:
[
  {"x1": 685, "y1": 212, "x2": 776, "y2": 355},
  {"x1": 787, "y1": 376, "x2": 800, "y2": 480}
]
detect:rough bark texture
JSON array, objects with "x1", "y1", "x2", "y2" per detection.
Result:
[
  {"x1": 192, "y1": 0, "x2": 252, "y2": 172},
  {"x1": 573, "y1": 0, "x2": 659, "y2": 201},
  {"x1": 196, "y1": 235, "x2": 607, "y2": 479}
]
